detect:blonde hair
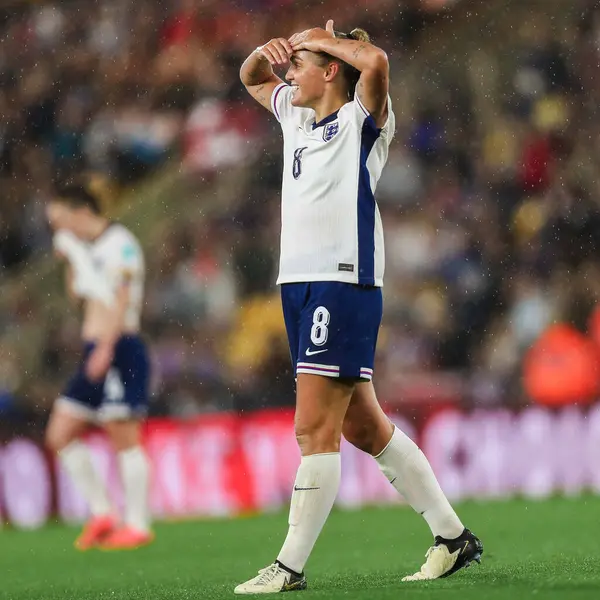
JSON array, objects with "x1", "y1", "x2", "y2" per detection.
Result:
[{"x1": 347, "y1": 28, "x2": 370, "y2": 43}]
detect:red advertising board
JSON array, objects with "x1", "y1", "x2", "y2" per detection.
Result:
[{"x1": 1, "y1": 406, "x2": 600, "y2": 529}]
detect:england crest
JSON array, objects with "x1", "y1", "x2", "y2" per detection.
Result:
[{"x1": 323, "y1": 121, "x2": 339, "y2": 142}]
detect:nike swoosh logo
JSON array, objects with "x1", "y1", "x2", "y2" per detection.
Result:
[
  {"x1": 305, "y1": 348, "x2": 328, "y2": 356},
  {"x1": 282, "y1": 577, "x2": 307, "y2": 592},
  {"x1": 294, "y1": 486, "x2": 320, "y2": 491}
]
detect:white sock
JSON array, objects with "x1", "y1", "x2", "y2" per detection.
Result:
[
  {"x1": 276, "y1": 453, "x2": 341, "y2": 574},
  {"x1": 375, "y1": 427, "x2": 464, "y2": 539},
  {"x1": 59, "y1": 440, "x2": 112, "y2": 517},
  {"x1": 118, "y1": 446, "x2": 151, "y2": 532}
]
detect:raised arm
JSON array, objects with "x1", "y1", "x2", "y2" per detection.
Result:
[
  {"x1": 290, "y1": 20, "x2": 389, "y2": 127},
  {"x1": 240, "y1": 38, "x2": 293, "y2": 113}
]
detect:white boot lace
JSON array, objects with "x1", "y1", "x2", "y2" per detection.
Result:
[{"x1": 255, "y1": 564, "x2": 283, "y2": 586}]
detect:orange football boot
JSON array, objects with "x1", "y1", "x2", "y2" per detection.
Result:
[
  {"x1": 99, "y1": 526, "x2": 154, "y2": 550},
  {"x1": 74, "y1": 514, "x2": 118, "y2": 551}
]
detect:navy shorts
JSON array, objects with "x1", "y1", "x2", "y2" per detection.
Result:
[
  {"x1": 281, "y1": 282, "x2": 383, "y2": 380},
  {"x1": 59, "y1": 335, "x2": 150, "y2": 422}
]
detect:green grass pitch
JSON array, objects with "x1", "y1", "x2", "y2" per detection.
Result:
[{"x1": 1, "y1": 497, "x2": 599, "y2": 599}]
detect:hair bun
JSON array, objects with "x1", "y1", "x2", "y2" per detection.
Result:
[{"x1": 349, "y1": 28, "x2": 371, "y2": 43}]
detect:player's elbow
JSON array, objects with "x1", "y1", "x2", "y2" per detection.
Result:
[
  {"x1": 368, "y1": 50, "x2": 389, "y2": 75},
  {"x1": 359, "y1": 50, "x2": 389, "y2": 87},
  {"x1": 240, "y1": 69, "x2": 260, "y2": 89},
  {"x1": 239, "y1": 57, "x2": 252, "y2": 86},
  {"x1": 239, "y1": 57, "x2": 261, "y2": 87}
]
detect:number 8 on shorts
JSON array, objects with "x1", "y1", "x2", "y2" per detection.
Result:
[{"x1": 310, "y1": 306, "x2": 330, "y2": 346}]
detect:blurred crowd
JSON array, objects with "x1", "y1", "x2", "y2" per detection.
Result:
[{"x1": 2, "y1": 0, "x2": 600, "y2": 434}]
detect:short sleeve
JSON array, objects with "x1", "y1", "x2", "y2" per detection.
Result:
[
  {"x1": 271, "y1": 83, "x2": 295, "y2": 124},
  {"x1": 351, "y1": 90, "x2": 395, "y2": 140},
  {"x1": 119, "y1": 240, "x2": 142, "y2": 273},
  {"x1": 108, "y1": 230, "x2": 143, "y2": 284}
]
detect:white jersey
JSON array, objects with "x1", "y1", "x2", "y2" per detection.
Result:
[
  {"x1": 89, "y1": 223, "x2": 145, "y2": 330},
  {"x1": 271, "y1": 83, "x2": 395, "y2": 287}
]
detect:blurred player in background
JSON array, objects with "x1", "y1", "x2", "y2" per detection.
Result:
[
  {"x1": 236, "y1": 20, "x2": 483, "y2": 593},
  {"x1": 45, "y1": 184, "x2": 153, "y2": 550}
]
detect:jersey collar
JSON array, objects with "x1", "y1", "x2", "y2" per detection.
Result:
[
  {"x1": 312, "y1": 110, "x2": 339, "y2": 130},
  {"x1": 90, "y1": 221, "x2": 115, "y2": 243}
]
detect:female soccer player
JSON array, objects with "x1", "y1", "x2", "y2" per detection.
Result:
[
  {"x1": 45, "y1": 185, "x2": 153, "y2": 550},
  {"x1": 236, "y1": 20, "x2": 483, "y2": 594}
]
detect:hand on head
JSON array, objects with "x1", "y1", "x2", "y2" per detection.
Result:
[
  {"x1": 257, "y1": 37, "x2": 293, "y2": 66},
  {"x1": 257, "y1": 20, "x2": 335, "y2": 66},
  {"x1": 289, "y1": 19, "x2": 335, "y2": 53}
]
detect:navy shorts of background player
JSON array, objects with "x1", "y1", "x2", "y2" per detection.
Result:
[
  {"x1": 59, "y1": 335, "x2": 150, "y2": 421},
  {"x1": 281, "y1": 281, "x2": 382, "y2": 381}
]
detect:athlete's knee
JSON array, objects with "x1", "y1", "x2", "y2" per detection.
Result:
[
  {"x1": 104, "y1": 419, "x2": 141, "y2": 452},
  {"x1": 294, "y1": 374, "x2": 352, "y2": 455},
  {"x1": 294, "y1": 418, "x2": 341, "y2": 455},
  {"x1": 45, "y1": 424, "x2": 74, "y2": 454}
]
